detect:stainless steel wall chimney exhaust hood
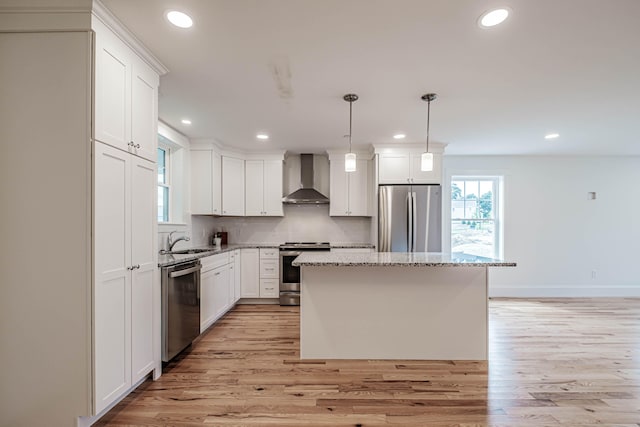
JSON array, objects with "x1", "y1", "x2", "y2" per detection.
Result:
[{"x1": 282, "y1": 154, "x2": 329, "y2": 204}]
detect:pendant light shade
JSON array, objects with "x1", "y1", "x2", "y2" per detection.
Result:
[
  {"x1": 420, "y1": 93, "x2": 437, "y2": 172},
  {"x1": 343, "y1": 93, "x2": 358, "y2": 172},
  {"x1": 421, "y1": 152, "x2": 433, "y2": 171},
  {"x1": 345, "y1": 152, "x2": 357, "y2": 172}
]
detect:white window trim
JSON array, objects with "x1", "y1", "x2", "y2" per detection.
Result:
[
  {"x1": 444, "y1": 169, "x2": 506, "y2": 259},
  {"x1": 157, "y1": 121, "x2": 190, "y2": 226},
  {"x1": 158, "y1": 145, "x2": 171, "y2": 223}
]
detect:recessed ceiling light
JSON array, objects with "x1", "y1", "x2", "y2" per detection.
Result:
[
  {"x1": 393, "y1": 134, "x2": 406, "y2": 140},
  {"x1": 545, "y1": 133, "x2": 560, "y2": 140},
  {"x1": 478, "y1": 8, "x2": 510, "y2": 28},
  {"x1": 256, "y1": 133, "x2": 269, "y2": 140},
  {"x1": 166, "y1": 10, "x2": 193, "y2": 29},
  {"x1": 181, "y1": 119, "x2": 192, "y2": 125}
]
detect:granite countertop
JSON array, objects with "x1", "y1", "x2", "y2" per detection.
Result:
[
  {"x1": 158, "y1": 243, "x2": 280, "y2": 267},
  {"x1": 292, "y1": 252, "x2": 516, "y2": 267}
]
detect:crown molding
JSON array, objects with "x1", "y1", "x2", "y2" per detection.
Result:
[{"x1": 92, "y1": 0, "x2": 168, "y2": 76}]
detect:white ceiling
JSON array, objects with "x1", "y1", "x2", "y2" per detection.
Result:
[{"x1": 102, "y1": 0, "x2": 640, "y2": 155}]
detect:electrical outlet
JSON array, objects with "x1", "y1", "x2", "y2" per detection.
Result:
[{"x1": 591, "y1": 270, "x2": 597, "y2": 279}]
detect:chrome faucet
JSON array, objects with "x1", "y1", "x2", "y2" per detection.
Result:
[{"x1": 168, "y1": 231, "x2": 190, "y2": 251}]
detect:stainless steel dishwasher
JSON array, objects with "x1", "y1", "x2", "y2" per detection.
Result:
[{"x1": 161, "y1": 259, "x2": 201, "y2": 362}]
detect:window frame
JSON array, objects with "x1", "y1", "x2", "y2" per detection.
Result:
[
  {"x1": 157, "y1": 145, "x2": 171, "y2": 223},
  {"x1": 449, "y1": 175, "x2": 504, "y2": 259}
]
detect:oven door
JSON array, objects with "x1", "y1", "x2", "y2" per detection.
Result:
[{"x1": 279, "y1": 250, "x2": 301, "y2": 292}]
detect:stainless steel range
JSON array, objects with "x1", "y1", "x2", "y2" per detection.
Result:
[{"x1": 279, "y1": 242, "x2": 331, "y2": 305}]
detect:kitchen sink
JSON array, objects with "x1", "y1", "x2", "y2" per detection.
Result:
[{"x1": 166, "y1": 248, "x2": 213, "y2": 255}]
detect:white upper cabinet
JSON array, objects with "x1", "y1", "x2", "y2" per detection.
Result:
[
  {"x1": 190, "y1": 149, "x2": 222, "y2": 215},
  {"x1": 94, "y1": 18, "x2": 159, "y2": 162},
  {"x1": 245, "y1": 159, "x2": 283, "y2": 216},
  {"x1": 329, "y1": 157, "x2": 370, "y2": 217},
  {"x1": 376, "y1": 145, "x2": 444, "y2": 184},
  {"x1": 222, "y1": 156, "x2": 245, "y2": 216}
]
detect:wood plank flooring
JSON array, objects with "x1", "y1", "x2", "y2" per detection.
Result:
[{"x1": 96, "y1": 299, "x2": 640, "y2": 426}]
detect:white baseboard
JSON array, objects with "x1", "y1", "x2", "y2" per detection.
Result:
[{"x1": 489, "y1": 286, "x2": 640, "y2": 298}]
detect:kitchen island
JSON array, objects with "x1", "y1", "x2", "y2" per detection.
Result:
[{"x1": 292, "y1": 252, "x2": 516, "y2": 360}]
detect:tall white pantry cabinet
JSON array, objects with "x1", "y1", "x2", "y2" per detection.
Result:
[
  {"x1": 92, "y1": 14, "x2": 161, "y2": 415},
  {"x1": 0, "y1": 3, "x2": 166, "y2": 426}
]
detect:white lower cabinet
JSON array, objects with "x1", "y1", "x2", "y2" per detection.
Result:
[
  {"x1": 230, "y1": 249, "x2": 241, "y2": 303},
  {"x1": 240, "y1": 248, "x2": 279, "y2": 298},
  {"x1": 259, "y1": 248, "x2": 279, "y2": 298},
  {"x1": 94, "y1": 142, "x2": 156, "y2": 413},
  {"x1": 240, "y1": 248, "x2": 260, "y2": 297},
  {"x1": 200, "y1": 252, "x2": 241, "y2": 333}
]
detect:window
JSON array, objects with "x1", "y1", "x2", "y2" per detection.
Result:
[
  {"x1": 157, "y1": 147, "x2": 170, "y2": 222},
  {"x1": 451, "y1": 177, "x2": 502, "y2": 258}
]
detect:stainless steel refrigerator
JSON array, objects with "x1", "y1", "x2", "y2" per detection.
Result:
[{"x1": 378, "y1": 184, "x2": 442, "y2": 252}]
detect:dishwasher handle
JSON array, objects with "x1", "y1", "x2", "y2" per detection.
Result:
[{"x1": 169, "y1": 264, "x2": 201, "y2": 278}]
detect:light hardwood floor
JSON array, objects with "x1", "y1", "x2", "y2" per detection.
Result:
[{"x1": 96, "y1": 299, "x2": 640, "y2": 426}]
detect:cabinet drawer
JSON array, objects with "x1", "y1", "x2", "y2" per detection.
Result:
[
  {"x1": 259, "y1": 248, "x2": 279, "y2": 259},
  {"x1": 260, "y1": 259, "x2": 279, "y2": 278},
  {"x1": 260, "y1": 278, "x2": 279, "y2": 298},
  {"x1": 201, "y1": 252, "x2": 230, "y2": 271}
]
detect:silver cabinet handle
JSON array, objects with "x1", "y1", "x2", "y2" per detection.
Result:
[{"x1": 214, "y1": 271, "x2": 221, "y2": 276}]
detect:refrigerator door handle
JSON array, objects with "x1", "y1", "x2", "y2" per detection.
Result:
[
  {"x1": 407, "y1": 192, "x2": 413, "y2": 252},
  {"x1": 379, "y1": 187, "x2": 388, "y2": 251},
  {"x1": 412, "y1": 191, "x2": 417, "y2": 253}
]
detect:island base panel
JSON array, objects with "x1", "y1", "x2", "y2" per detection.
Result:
[{"x1": 300, "y1": 266, "x2": 487, "y2": 360}]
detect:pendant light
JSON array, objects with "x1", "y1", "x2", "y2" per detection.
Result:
[
  {"x1": 343, "y1": 93, "x2": 358, "y2": 172},
  {"x1": 421, "y1": 93, "x2": 437, "y2": 172}
]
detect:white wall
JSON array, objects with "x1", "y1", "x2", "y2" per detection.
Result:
[
  {"x1": 0, "y1": 31, "x2": 92, "y2": 427},
  {"x1": 443, "y1": 156, "x2": 640, "y2": 297}
]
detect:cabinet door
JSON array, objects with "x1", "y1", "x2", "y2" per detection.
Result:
[
  {"x1": 229, "y1": 251, "x2": 240, "y2": 304},
  {"x1": 378, "y1": 153, "x2": 411, "y2": 184},
  {"x1": 263, "y1": 160, "x2": 283, "y2": 216},
  {"x1": 212, "y1": 152, "x2": 222, "y2": 214},
  {"x1": 348, "y1": 159, "x2": 369, "y2": 216},
  {"x1": 130, "y1": 59, "x2": 158, "y2": 162},
  {"x1": 130, "y1": 156, "x2": 156, "y2": 382},
  {"x1": 94, "y1": 142, "x2": 132, "y2": 413},
  {"x1": 200, "y1": 268, "x2": 216, "y2": 332},
  {"x1": 94, "y1": 20, "x2": 131, "y2": 152},
  {"x1": 190, "y1": 150, "x2": 213, "y2": 214},
  {"x1": 233, "y1": 250, "x2": 241, "y2": 303},
  {"x1": 222, "y1": 156, "x2": 245, "y2": 216},
  {"x1": 240, "y1": 248, "x2": 260, "y2": 297},
  {"x1": 212, "y1": 264, "x2": 231, "y2": 319},
  {"x1": 410, "y1": 153, "x2": 441, "y2": 184},
  {"x1": 329, "y1": 158, "x2": 350, "y2": 216},
  {"x1": 244, "y1": 160, "x2": 264, "y2": 216}
]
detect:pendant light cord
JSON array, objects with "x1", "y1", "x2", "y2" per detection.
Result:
[
  {"x1": 426, "y1": 99, "x2": 430, "y2": 153},
  {"x1": 421, "y1": 93, "x2": 437, "y2": 153},
  {"x1": 349, "y1": 99, "x2": 353, "y2": 153}
]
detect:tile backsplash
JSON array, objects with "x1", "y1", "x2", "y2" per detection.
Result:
[{"x1": 191, "y1": 205, "x2": 372, "y2": 246}]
